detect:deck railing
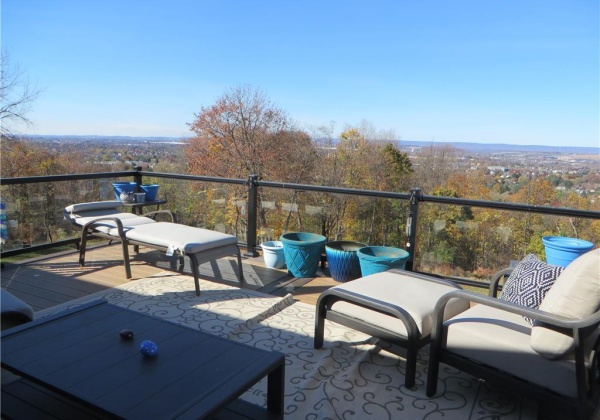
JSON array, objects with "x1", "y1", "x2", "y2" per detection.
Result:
[{"x1": 2, "y1": 168, "x2": 599, "y2": 290}]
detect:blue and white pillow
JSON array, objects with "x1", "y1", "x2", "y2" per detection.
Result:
[{"x1": 500, "y1": 254, "x2": 564, "y2": 324}]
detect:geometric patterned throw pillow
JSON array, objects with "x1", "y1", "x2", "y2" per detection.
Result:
[{"x1": 500, "y1": 253, "x2": 564, "y2": 325}]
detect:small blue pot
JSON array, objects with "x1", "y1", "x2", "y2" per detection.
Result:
[
  {"x1": 141, "y1": 184, "x2": 160, "y2": 201},
  {"x1": 542, "y1": 236, "x2": 594, "y2": 268}
]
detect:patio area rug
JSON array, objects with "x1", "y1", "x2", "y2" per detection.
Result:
[{"x1": 38, "y1": 272, "x2": 537, "y2": 420}]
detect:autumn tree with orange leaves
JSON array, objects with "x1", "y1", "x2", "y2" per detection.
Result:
[{"x1": 185, "y1": 85, "x2": 318, "y2": 236}]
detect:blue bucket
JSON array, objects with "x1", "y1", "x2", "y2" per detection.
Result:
[
  {"x1": 280, "y1": 232, "x2": 327, "y2": 278},
  {"x1": 357, "y1": 246, "x2": 409, "y2": 276},
  {"x1": 141, "y1": 184, "x2": 160, "y2": 201},
  {"x1": 542, "y1": 236, "x2": 594, "y2": 268},
  {"x1": 112, "y1": 182, "x2": 137, "y2": 201},
  {"x1": 325, "y1": 241, "x2": 366, "y2": 282}
]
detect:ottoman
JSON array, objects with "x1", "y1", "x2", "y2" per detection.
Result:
[{"x1": 314, "y1": 269, "x2": 470, "y2": 388}]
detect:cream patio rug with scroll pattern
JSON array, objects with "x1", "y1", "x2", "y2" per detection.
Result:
[{"x1": 38, "y1": 272, "x2": 536, "y2": 420}]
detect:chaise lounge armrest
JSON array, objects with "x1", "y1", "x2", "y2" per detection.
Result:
[{"x1": 141, "y1": 209, "x2": 177, "y2": 223}]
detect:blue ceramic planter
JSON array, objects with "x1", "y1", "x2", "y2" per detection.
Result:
[
  {"x1": 141, "y1": 184, "x2": 160, "y2": 201},
  {"x1": 357, "y1": 246, "x2": 409, "y2": 276},
  {"x1": 280, "y1": 232, "x2": 327, "y2": 278},
  {"x1": 325, "y1": 241, "x2": 366, "y2": 282},
  {"x1": 112, "y1": 182, "x2": 137, "y2": 201},
  {"x1": 542, "y1": 236, "x2": 594, "y2": 268}
]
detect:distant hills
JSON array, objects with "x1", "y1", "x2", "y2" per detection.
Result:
[
  {"x1": 20, "y1": 134, "x2": 600, "y2": 155},
  {"x1": 399, "y1": 140, "x2": 600, "y2": 155}
]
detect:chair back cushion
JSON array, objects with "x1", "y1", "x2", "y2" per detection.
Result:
[{"x1": 530, "y1": 248, "x2": 600, "y2": 359}]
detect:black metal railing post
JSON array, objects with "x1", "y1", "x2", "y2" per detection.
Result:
[
  {"x1": 245, "y1": 174, "x2": 260, "y2": 257},
  {"x1": 405, "y1": 187, "x2": 422, "y2": 271},
  {"x1": 134, "y1": 167, "x2": 143, "y2": 192}
]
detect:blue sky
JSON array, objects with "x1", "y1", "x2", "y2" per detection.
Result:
[{"x1": 3, "y1": 1, "x2": 599, "y2": 147}]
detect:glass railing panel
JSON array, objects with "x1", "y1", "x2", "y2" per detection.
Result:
[
  {"x1": 256, "y1": 186, "x2": 410, "y2": 248},
  {"x1": 414, "y1": 203, "x2": 599, "y2": 285}
]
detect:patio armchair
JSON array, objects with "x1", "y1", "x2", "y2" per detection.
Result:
[{"x1": 426, "y1": 249, "x2": 600, "y2": 419}]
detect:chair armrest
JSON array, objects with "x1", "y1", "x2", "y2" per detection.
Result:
[
  {"x1": 81, "y1": 216, "x2": 126, "y2": 239},
  {"x1": 488, "y1": 267, "x2": 514, "y2": 297},
  {"x1": 433, "y1": 289, "x2": 600, "y2": 332},
  {"x1": 141, "y1": 209, "x2": 177, "y2": 223}
]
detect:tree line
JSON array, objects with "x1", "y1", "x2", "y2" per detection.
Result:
[{"x1": 1, "y1": 85, "x2": 598, "y2": 279}]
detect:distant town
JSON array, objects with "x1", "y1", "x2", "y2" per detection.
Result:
[{"x1": 12, "y1": 134, "x2": 600, "y2": 198}]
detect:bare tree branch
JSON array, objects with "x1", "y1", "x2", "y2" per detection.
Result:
[{"x1": 1, "y1": 51, "x2": 41, "y2": 137}]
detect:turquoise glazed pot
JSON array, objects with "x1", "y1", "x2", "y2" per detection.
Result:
[
  {"x1": 280, "y1": 232, "x2": 327, "y2": 278},
  {"x1": 542, "y1": 236, "x2": 594, "y2": 268},
  {"x1": 357, "y1": 246, "x2": 409, "y2": 276},
  {"x1": 325, "y1": 241, "x2": 366, "y2": 282}
]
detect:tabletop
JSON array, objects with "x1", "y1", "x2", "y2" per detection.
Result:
[{"x1": 1, "y1": 300, "x2": 284, "y2": 419}]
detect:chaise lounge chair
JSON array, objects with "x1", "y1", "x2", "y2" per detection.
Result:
[
  {"x1": 64, "y1": 201, "x2": 244, "y2": 295},
  {"x1": 426, "y1": 249, "x2": 600, "y2": 419}
]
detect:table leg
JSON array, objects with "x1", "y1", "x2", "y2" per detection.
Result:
[{"x1": 266, "y1": 362, "x2": 285, "y2": 417}]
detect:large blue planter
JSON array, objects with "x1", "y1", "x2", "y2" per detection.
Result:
[
  {"x1": 280, "y1": 232, "x2": 327, "y2": 278},
  {"x1": 542, "y1": 236, "x2": 594, "y2": 268},
  {"x1": 326, "y1": 241, "x2": 366, "y2": 282},
  {"x1": 357, "y1": 246, "x2": 409, "y2": 276},
  {"x1": 112, "y1": 182, "x2": 137, "y2": 201}
]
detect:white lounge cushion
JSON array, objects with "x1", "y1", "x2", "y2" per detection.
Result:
[
  {"x1": 65, "y1": 201, "x2": 122, "y2": 213},
  {"x1": 124, "y1": 222, "x2": 238, "y2": 255},
  {"x1": 67, "y1": 211, "x2": 156, "y2": 234},
  {"x1": 530, "y1": 248, "x2": 600, "y2": 359},
  {"x1": 328, "y1": 271, "x2": 470, "y2": 338},
  {"x1": 444, "y1": 304, "x2": 581, "y2": 397}
]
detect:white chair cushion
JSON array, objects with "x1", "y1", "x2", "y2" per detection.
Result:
[
  {"x1": 328, "y1": 271, "x2": 470, "y2": 338},
  {"x1": 444, "y1": 304, "x2": 580, "y2": 397},
  {"x1": 124, "y1": 222, "x2": 238, "y2": 254},
  {"x1": 530, "y1": 248, "x2": 600, "y2": 359}
]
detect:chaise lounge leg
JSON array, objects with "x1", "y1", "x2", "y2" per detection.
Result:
[
  {"x1": 188, "y1": 254, "x2": 201, "y2": 296},
  {"x1": 121, "y1": 240, "x2": 132, "y2": 279},
  {"x1": 235, "y1": 245, "x2": 245, "y2": 283},
  {"x1": 79, "y1": 234, "x2": 88, "y2": 267}
]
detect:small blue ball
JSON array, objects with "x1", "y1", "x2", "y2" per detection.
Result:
[{"x1": 140, "y1": 340, "x2": 158, "y2": 357}]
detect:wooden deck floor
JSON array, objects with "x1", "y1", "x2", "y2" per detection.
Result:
[{"x1": 1, "y1": 241, "x2": 339, "y2": 313}]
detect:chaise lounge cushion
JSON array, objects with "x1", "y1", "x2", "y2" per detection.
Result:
[
  {"x1": 530, "y1": 248, "x2": 600, "y2": 359},
  {"x1": 1, "y1": 289, "x2": 34, "y2": 330},
  {"x1": 443, "y1": 303, "x2": 581, "y2": 397},
  {"x1": 65, "y1": 208, "x2": 157, "y2": 234},
  {"x1": 124, "y1": 222, "x2": 238, "y2": 255},
  {"x1": 64, "y1": 201, "x2": 122, "y2": 213}
]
